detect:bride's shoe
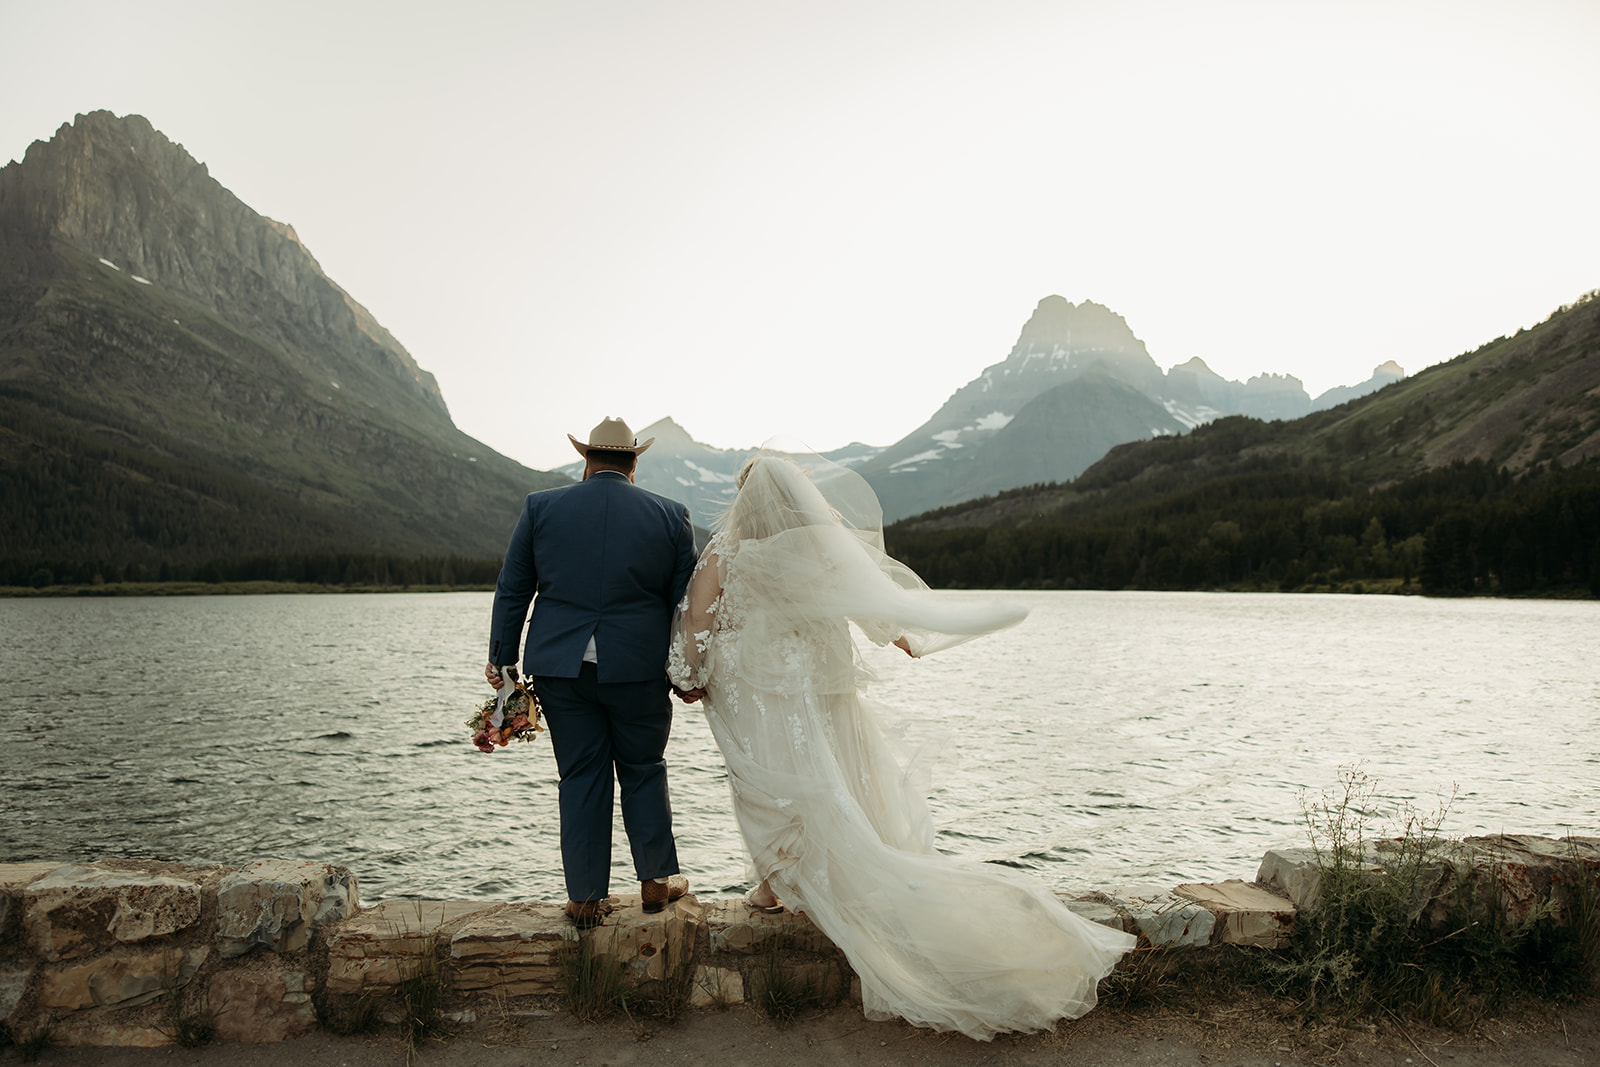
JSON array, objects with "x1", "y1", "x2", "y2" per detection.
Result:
[{"x1": 744, "y1": 889, "x2": 785, "y2": 914}]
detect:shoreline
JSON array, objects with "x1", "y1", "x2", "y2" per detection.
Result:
[{"x1": 0, "y1": 582, "x2": 497, "y2": 598}]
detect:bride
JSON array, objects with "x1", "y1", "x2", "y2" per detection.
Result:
[{"x1": 667, "y1": 449, "x2": 1135, "y2": 1041}]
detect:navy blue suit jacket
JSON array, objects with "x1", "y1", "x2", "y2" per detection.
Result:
[{"x1": 488, "y1": 471, "x2": 697, "y2": 684}]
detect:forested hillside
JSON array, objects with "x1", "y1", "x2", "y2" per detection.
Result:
[
  {"x1": 0, "y1": 112, "x2": 565, "y2": 588},
  {"x1": 887, "y1": 293, "x2": 1600, "y2": 597}
]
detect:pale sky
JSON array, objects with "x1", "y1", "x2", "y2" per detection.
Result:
[{"x1": 5, "y1": 0, "x2": 1597, "y2": 470}]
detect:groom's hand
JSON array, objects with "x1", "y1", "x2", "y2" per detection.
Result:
[{"x1": 485, "y1": 662, "x2": 506, "y2": 690}]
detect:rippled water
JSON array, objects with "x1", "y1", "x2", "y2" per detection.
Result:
[{"x1": 1, "y1": 591, "x2": 1594, "y2": 904}]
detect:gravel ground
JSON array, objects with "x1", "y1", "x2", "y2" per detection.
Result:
[{"x1": 17, "y1": 992, "x2": 1597, "y2": 1067}]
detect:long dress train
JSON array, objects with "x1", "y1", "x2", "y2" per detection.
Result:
[{"x1": 667, "y1": 455, "x2": 1134, "y2": 1041}]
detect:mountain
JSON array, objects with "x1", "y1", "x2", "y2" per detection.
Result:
[
  {"x1": 1311, "y1": 360, "x2": 1405, "y2": 409},
  {"x1": 862, "y1": 373, "x2": 1188, "y2": 522},
  {"x1": 556, "y1": 417, "x2": 881, "y2": 528},
  {"x1": 886, "y1": 293, "x2": 1600, "y2": 596},
  {"x1": 0, "y1": 111, "x2": 566, "y2": 581},
  {"x1": 856, "y1": 296, "x2": 1387, "y2": 521},
  {"x1": 856, "y1": 298, "x2": 1175, "y2": 520}
]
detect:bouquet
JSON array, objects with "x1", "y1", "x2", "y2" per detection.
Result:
[{"x1": 468, "y1": 675, "x2": 543, "y2": 753}]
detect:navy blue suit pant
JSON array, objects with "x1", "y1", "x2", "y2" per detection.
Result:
[{"x1": 533, "y1": 664, "x2": 679, "y2": 902}]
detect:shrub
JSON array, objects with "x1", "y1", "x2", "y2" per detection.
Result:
[{"x1": 1259, "y1": 766, "x2": 1595, "y2": 1026}]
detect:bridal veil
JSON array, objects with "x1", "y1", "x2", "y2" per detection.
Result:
[{"x1": 669, "y1": 448, "x2": 1134, "y2": 1040}]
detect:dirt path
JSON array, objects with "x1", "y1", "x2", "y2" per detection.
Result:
[{"x1": 21, "y1": 995, "x2": 1597, "y2": 1067}]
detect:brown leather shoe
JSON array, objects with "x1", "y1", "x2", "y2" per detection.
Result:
[
  {"x1": 641, "y1": 874, "x2": 688, "y2": 913},
  {"x1": 566, "y1": 899, "x2": 612, "y2": 930}
]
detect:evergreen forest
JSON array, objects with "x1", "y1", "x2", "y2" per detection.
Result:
[{"x1": 886, "y1": 434, "x2": 1600, "y2": 598}]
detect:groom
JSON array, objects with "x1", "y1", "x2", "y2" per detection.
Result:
[{"x1": 486, "y1": 417, "x2": 698, "y2": 928}]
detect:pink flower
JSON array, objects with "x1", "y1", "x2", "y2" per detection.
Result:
[{"x1": 473, "y1": 730, "x2": 495, "y2": 753}]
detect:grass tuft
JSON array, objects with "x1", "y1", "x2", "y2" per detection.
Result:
[
  {"x1": 559, "y1": 929, "x2": 630, "y2": 1022},
  {"x1": 1255, "y1": 765, "x2": 1597, "y2": 1028},
  {"x1": 383, "y1": 905, "x2": 452, "y2": 1065},
  {"x1": 10, "y1": 1017, "x2": 57, "y2": 1063},
  {"x1": 625, "y1": 939, "x2": 696, "y2": 1023},
  {"x1": 157, "y1": 970, "x2": 220, "y2": 1048},
  {"x1": 1562, "y1": 837, "x2": 1600, "y2": 996},
  {"x1": 751, "y1": 935, "x2": 834, "y2": 1026},
  {"x1": 1099, "y1": 943, "x2": 1183, "y2": 1010},
  {"x1": 318, "y1": 993, "x2": 385, "y2": 1036},
  {"x1": 397, "y1": 949, "x2": 448, "y2": 1063},
  {"x1": 558, "y1": 923, "x2": 698, "y2": 1025}
]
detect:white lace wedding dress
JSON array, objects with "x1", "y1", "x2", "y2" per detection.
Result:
[{"x1": 667, "y1": 454, "x2": 1135, "y2": 1041}]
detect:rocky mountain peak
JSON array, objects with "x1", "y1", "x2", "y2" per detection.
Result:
[
  {"x1": 1173, "y1": 356, "x2": 1211, "y2": 371},
  {"x1": 1, "y1": 111, "x2": 573, "y2": 570},
  {"x1": 0, "y1": 110, "x2": 448, "y2": 424},
  {"x1": 1006, "y1": 295, "x2": 1149, "y2": 362},
  {"x1": 637, "y1": 416, "x2": 699, "y2": 450}
]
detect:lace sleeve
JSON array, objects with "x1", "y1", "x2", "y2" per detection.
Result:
[{"x1": 667, "y1": 540, "x2": 725, "y2": 690}]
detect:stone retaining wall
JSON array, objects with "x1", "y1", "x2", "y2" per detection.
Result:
[{"x1": 2, "y1": 834, "x2": 1595, "y2": 1046}]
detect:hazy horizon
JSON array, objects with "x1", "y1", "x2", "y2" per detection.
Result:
[{"x1": 5, "y1": 0, "x2": 1597, "y2": 469}]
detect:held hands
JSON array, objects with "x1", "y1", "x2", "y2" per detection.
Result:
[{"x1": 492, "y1": 661, "x2": 705, "y2": 701}]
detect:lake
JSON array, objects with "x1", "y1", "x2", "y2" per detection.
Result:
[{"x1": 0, "y1": 590, "x2": 1594, "y2": 904}]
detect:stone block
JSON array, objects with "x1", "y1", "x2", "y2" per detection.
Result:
[
  {"x1": 1119, "y1": 894, "x2": 1216, "y2": 948},
  {"x1": 1559, "y1": 835, "x2": 1600, "y2": 864},
  {"x1": 1461, "y1": 834, "x2": 1600, "y2": 927},
  {"x1": 688, "y1": 965, "x2": 743, "y2": 1007},
  {"x1": 216, "y1": 859, "x2": 358, "y2": 958},
  {"x1": 1064, "y1": 896, "x2": 1131, "y2": 931},
  {"x1": 24, "y1": 865, "x2": 203, "y2": 961},
  {"x1": 1259, "y1": 845, "x2": 1402, "y2": 913},
  {"x1": 581, "y1": 894, "x2": 703, "y2": 987},
  {"x1": 325, "y1": 899, "x2": 496, "y2": 995},
  {"x1": 1257, "y1": 848, "x2": 1324, "y2": 910},
  {"x1": 447, "y1": 901, "x2": 571, "y2": 996},
  {"x1": 0, "y1": 962, "x2": 32, "y2": 1023},
  {"x1": 52, "y1": 1019, "x2": 172, "y2": 1047},
  {"x1": 0, "y1": 862, "x2": 62, "y2": 943},
  {"x1": 36, "y1": 945, "x2": 208, "y2": 1011},
  {"x1": 1173, "y1": 879, "x2": 1297, "y2": 948},
  {"x1": 703, "y1": 899, "x2": 838, "y2": 955},
  {"x1": 209, "y1": 964, "x2": 317, "y2": 1043}
]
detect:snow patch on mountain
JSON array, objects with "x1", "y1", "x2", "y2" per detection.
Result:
[
  {"x1": 682, "y1": 459, "x2": 738, "y2": 484},
  {"x1": 1163, "y1": 399, "x2": 1224, "y2": 430},
  {"x1": 889, "y1": 411, "x2": 1018, "y2": 473},
  {"x1": 890, "y1": 448, "x2": 945, "y2": 471}
]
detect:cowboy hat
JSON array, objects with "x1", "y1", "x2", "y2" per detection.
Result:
[{"x1": 568, "y1": 417, "x2": 655, "y2": 459}]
